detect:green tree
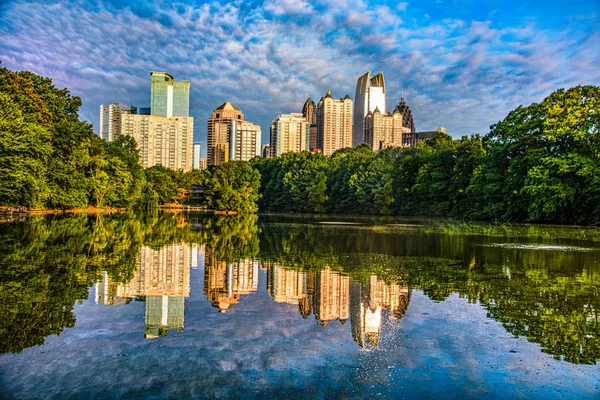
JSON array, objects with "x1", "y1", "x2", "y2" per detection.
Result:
[{"x1": 206, "y1": 161, "x2": 261, "y2": 213}]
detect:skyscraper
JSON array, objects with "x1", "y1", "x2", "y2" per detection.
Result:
[
  {"x1": 122, "y1": 114, "x2": 193, "y2": 171},
  {"x1": 207, "y1": 102, "x2": 245, "y2": 166},
  {"x1": 150, "y1": 72, "x2": 190, "y2": 118},
  {"x1": 270, "y1": 113, "x2": 310, "y2": 157},
  {"x1": 394, "y1": 93, "x2": 416, "y2": 133},
  {"x1": 302, "y1": 97, "x2": 316, "y2": 124},
  {"x1": 316, "y1": 90, "x2": 353, "y2": 156},
  {"x1": 117, "y1": 72, "x2": 193, "y2": 171},
  {"x1": 353, "y1": 71, "x2": 386, "y2": 147},
  {"x1": 364, "y1": 107, "x2": 405, "y2": 151},
  {"x1": 230, "y1": 119, "x2": 261, "y2": 161},
  {"x1": 99, "y1": 103, "x2": 136, "y2": 142},
  {"x1": 302, "y1": 98, "x2": 318, "y2": 152},
  {"x1": 261, "y1": 144, "x2": 271, "y2": 158},
  {"x1": 193, "y1": 143, "x2": 201, "y2": 170}
]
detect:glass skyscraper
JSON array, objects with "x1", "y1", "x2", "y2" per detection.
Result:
[
  {"x1": 150, "y1": 72, "x2": 190, "y2": 118},
  {"x1": 353, "y1": 71, "x2": 386, "y2": 147}
]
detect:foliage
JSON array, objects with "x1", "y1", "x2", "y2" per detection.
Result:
[{"x1": 205, "y1": 161, "x2": 261, "y2": 213}]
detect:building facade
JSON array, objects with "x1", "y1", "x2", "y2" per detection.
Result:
[
  {"x1": 364, "y1": 107, "x2": 406, "y2": 151},
  {"x1": 121, "y1": 114, "x2": 194, "y2": 171},
  {"x1": 193, "y1": 143, "x2": 201, "y2": 170},
  {"x1": 316, "y1": 90, "x2": 353, "y2": 156},
  {"x1": 208, "y1": 102, "x2": 261, "y2": 166},
  {"x1": 402, "y1": 126, "x2": 446, "y2": 147},
  {"x1": 394, "y1": 94, "x2": 416, "y2": 133},
  {"x1": 99, "y1": 103, "x2": 136, "y2": 142},
  {"x1": 353, "y1": 71, "x2": 386, "y2": 147},
  {"x1": 261, "y1": 144, "x2": 271, "y2": 158},
  {"x1": 270, "y1": 113, "x2": 310, "y2": 157},
  {"x1": 150, "y1": 72, "x2": 190, "y2": 118},
  {"x1": 302, "y1": 97, "x2": 317, "y2": 124},
  {"x1": 230, "y1": 120, "x2": 261, "y2": 161}
]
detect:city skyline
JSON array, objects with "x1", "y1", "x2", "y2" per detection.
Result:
[{"x1": 2, "y1": 0, "x2": 597, "y2": 151}]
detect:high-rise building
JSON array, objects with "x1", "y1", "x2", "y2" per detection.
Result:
[
  {"x1": 270, "y1": 113, "x2": 310, "y2": 157},
  {"x1": 302, "y1": 98, "x2": 317, "y2": 124},
  {"x1": 261, "y1": 144, "x2": 271, "y2": 158},
  {"x1": 267, "y1": 264, "x2": 308, "y2": 304},
  {"x1": 99, "y1": 103, "x2": 137, "y2": 142},
  {"x1": 150, "y1": 72, "x2": 190, "y2": 118},
  {"x1": 394, "y1": 93, "x2": 416, "y2": 133},
  {"x1": 208, "y1": 102, "x2": 260, "y2": 166},
  {"x1": 121, "y1": 114, "x2": 193, "y2": 171},
  {"x1": 316, "y1": 90, "x2": 353, "y2": 156},
  {"x1": 193, "y1": 143, "x2": 201, "y2": 170},
  {"x1": 353, "y1": 71, "x2": 386, "y2": 147},
  {"x1": 199, "y1": 158, "x2": 207, "y2": 170},
  {"x1": 230, "y1": 119, "x2": 261, "y2": 161},
  {"x1": 308, "y1": 125, "x2": 318, "y2": 152},
  {"x1": 364, "y1": 107, "x2": 405, "y2": 151}
]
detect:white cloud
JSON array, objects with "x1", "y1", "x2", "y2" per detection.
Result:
[{"x1": 0, "y1": 0, "x2": 598, "y2": 141}]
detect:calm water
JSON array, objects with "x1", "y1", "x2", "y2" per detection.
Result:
[{"x1": 1, "y1": 212, "x2": 599, "y2": 399}]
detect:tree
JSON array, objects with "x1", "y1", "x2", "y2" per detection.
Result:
[{"x1": 206, "y1": 161, "x2": 261, "y2": 213}]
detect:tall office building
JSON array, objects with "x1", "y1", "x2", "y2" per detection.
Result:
[
  {"x1": 261, "y1": 144, "x2": 271, "y2": 158},
  {"x1": 150, "y1": 72, "x2": 190, "y2": 118},
  {"x1": 303, "y1": 97, "x2": 318, "y2": 151},
  {"x1": 302, "y1": 98, "x2": 316, "y2": 124},
  {"x1": 193, "y1": 143, "x2": 201, "y2": 170},
  {"x1": 270, "y1": 113, "x2": 310, "y2": 157},
  {"x1": 99, "y1": 103, "x2": 136, "y2": 142},
  {"x1": 316, "y1": 90, "x2": 353, "y2": 156},
  {"x1": 394, "y1": 93, "x2": 416, "y2": 133},
  {"x1": 354, "y1": 71, "x2": 386, "y2": 147},
  {"x1": 230, "y1": 119, "x2": 261, "y2": 161},
  {"x1": 208, "y1": 102, "x2": 261, "y2": 166},
  {"x1": 122, "y1": 114, "x2": 193, "y2": 171},
  {"x1": 364, "y1": 107, "x2": 405, "y2": 151}
]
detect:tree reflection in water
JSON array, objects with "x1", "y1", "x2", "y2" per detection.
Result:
[{"x1": 0, "y1": 212, "x2": 599, "y2": 364}]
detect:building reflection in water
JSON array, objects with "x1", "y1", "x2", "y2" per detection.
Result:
[
  {"x1": 265, "y1": 263, "x2": 411, "y2": 348},
  {"x1": 266, "y1": 263, "x2": 315, "y2": 318},
  {"x1": 350, "y1": 276, "x2": 411, "y2": 349},
  {"x1": 95, "y1": 244, "x2": 194, "y2": 339},
  {"x1": 97, "y1": 246, "x2": 410, "y2": 346},
  {"x1": 204, "y1": 247, "x2": 259, "y2": 312}
]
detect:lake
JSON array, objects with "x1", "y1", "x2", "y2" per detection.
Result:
[{"x1": 0, "y1": 212, "x2": 599, "y2": 399}]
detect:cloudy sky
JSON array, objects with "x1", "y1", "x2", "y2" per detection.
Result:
[{"x1": 1, "y1": 0, "x2": 599, "y2": 148}]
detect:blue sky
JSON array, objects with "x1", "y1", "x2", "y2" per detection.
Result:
[{"x1": 1, "y1": 0, "x2": 599, "y2": 150}]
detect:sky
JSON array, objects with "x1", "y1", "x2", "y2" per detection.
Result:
[{"x1": 1, "y1": 0, "x2": 599, "y2": 151}]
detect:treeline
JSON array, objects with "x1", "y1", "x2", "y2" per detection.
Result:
[{"x1": 253, "y1": 85, "x2": 600, "y2": 224}]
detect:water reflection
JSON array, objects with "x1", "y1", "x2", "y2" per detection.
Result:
[
  {"x1": 204, "y1": 247, "x2": 259, "y2": 312},
  {"x1": 1, "y1": 212, "x2": 599, "y2": 366},
  {"x1": 95, "y1": 244, "x2": 193, "y2": 338}
]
